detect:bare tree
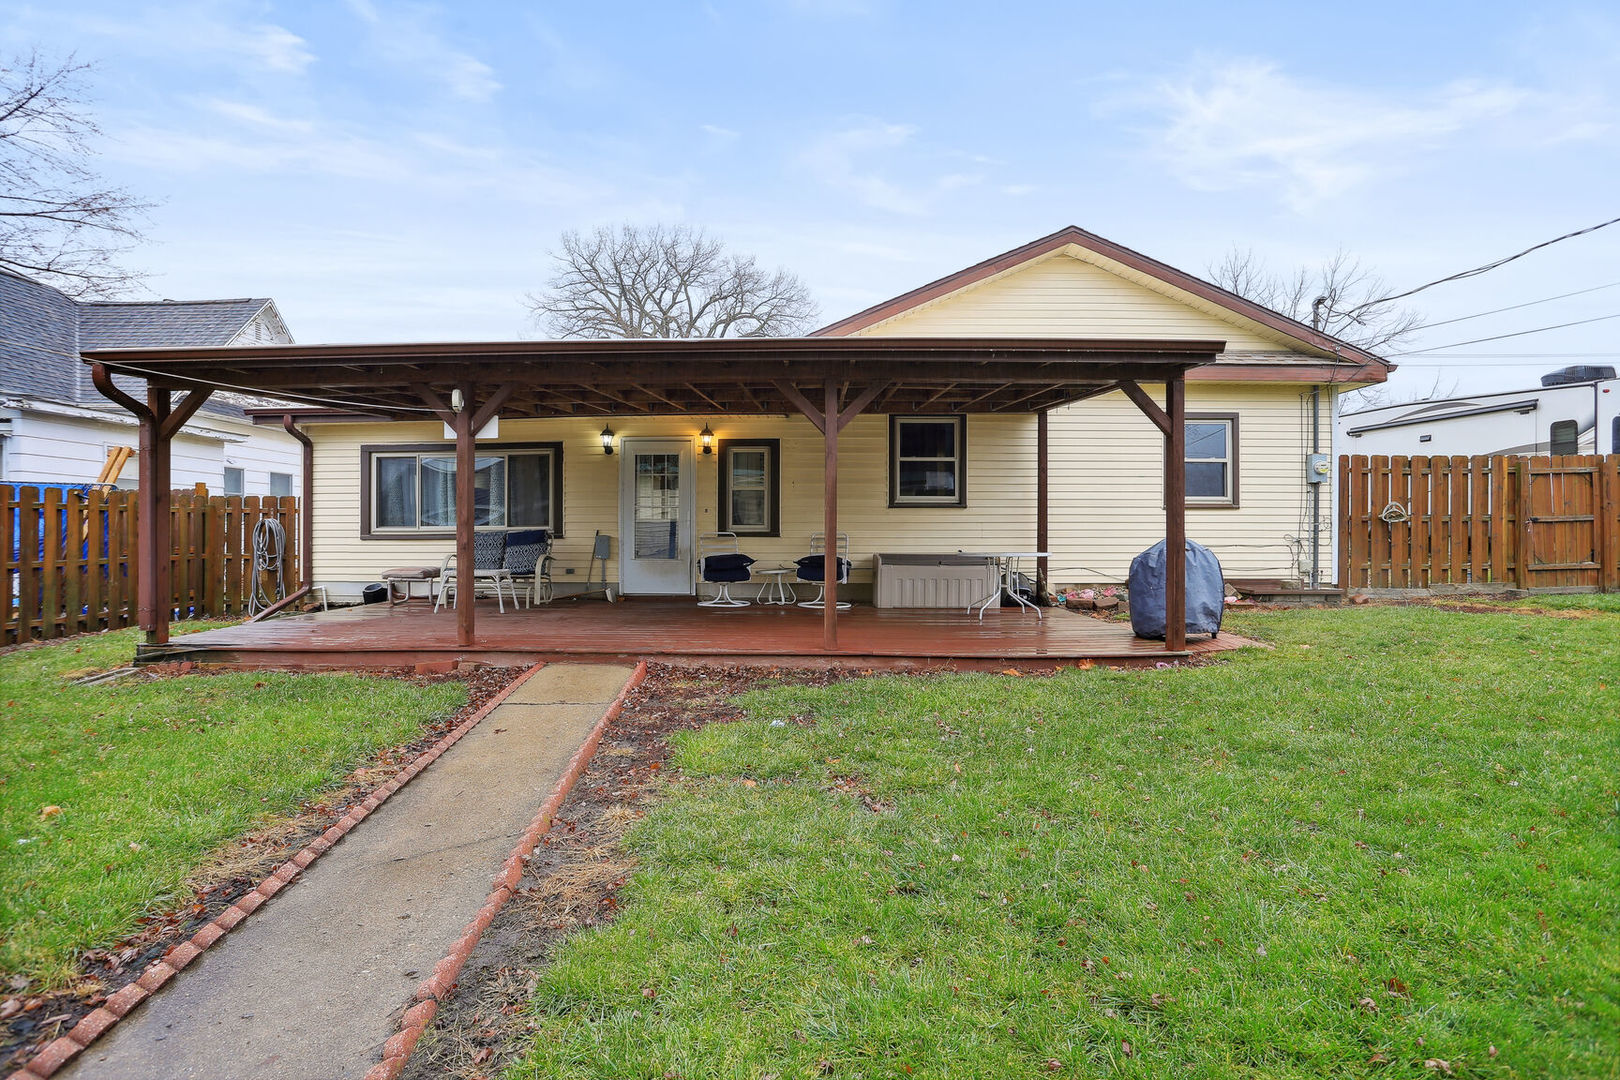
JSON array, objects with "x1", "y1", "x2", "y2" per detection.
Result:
[
  {"x1": 0, "y1": 51, "x2": 150, "y2": 296},
  {"x1": 527, "y1": 224, "x2": 819, "y2": 338},
  {"x1": 1208, "y1": 247, "x2": 1422, "y2": 354}
]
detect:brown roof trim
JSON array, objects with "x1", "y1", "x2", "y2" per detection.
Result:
[
  {"x1": 82, "y1": 334, "x2": 1224, "y2": 366},
  {"x1": 812, "y1": 225, "x2": 1390, "y2": 372}
]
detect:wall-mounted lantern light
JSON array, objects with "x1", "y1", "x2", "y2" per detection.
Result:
[
  {"x1": 700, "y1": 423, "x2": 714, "y2": 455},
  {"x1": 600, "y1": 423, "x2": 615, "y2": 455}
]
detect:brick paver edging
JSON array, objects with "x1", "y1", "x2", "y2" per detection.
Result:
[
  {"x1": 365, "y1": 659, "x2": 650, "y2": 1080},
  {"x1": 6, "y1": 661, "x2": 549, "y2": 1080}
]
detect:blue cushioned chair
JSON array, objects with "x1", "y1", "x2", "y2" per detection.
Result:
[
  {"x1": 697, "y1": 532, "x2": 756, "y2": 608},
  {"x1": 795, "y1": 531, "x2": 851, "y2": 610}
]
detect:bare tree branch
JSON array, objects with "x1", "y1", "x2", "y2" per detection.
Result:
[
  {"x1": 526, "y1": 224, "x2": 820, "y2": 339},
  {"x1": 0, "y1": 50, "x2": 152, "y2": 296},
  {"x1": 1207, "y1": 246, "x2": 1422, "y2": 354}
]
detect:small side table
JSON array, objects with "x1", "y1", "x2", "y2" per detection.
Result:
[{"x1": 755, "y1": 567, "x2": 798, "y2": 606}]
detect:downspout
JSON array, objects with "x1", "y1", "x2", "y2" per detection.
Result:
[
  {"x1": 1309, "y1": 385, "x2": 1321, "y2": 589},
  {"x1": 281, "y1": 414, "x2": 314, "y2": 591}
]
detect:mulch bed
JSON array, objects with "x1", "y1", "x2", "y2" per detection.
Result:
[
  {"x1": 400, "y1": 663, "x2": 847, "y2": 1080},
  {"x1": 0, "y1": 663, "x2": 525, "y2": 1073}
]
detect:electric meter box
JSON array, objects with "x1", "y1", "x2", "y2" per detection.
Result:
[{"x1": 1305, "y1": 453, "x2": 1331, "y2": 484}]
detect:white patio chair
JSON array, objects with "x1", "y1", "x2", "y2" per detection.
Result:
[
  {"x1": 795, "y1": 531, "x2": 851, "y2": 609},
  {"x1": 697, "y1": 531, "x2": 756, "y2": 608}
]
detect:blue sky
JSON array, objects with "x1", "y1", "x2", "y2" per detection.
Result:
[{"x1": 4, "y1": 1, "x2": 1618, "y2": 398}]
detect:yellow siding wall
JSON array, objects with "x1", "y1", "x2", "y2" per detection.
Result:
[
  {"x1": 855, "y1": 249, "x2": 1298, "y2": 352},
  {"x1": 307, "y1": 413, "x2": 1037, "y2": 595},
  {"x1": 1047, "y1": 384, "x2": 1315, "y2": 584}
]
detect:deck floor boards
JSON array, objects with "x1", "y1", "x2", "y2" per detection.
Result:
[{"x1": 143, "y1": 598, "x2": 1252, "y2": 668}]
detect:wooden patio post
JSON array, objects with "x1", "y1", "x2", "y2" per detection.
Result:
[
  {"x1": 1036, "y1": 409, "x2": 1049, "y2": 598},
  {"x1": 823, "y1": 378, "x2": 839, "y2": 651},
  {"x1": 141, "y1": 387, "x2": 173, "y2": 646},
  {"x1": 1165, "y1": 376, "x2": 1187, "y2": 653},
  {"x1": 282, "y1": 416, "x2": 314, "y2": 590},
  {"x1": 453, "y1": 398, "x2": 477, "y2": 647}
]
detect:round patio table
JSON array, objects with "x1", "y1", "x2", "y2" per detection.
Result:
[{"x1": 754, "y1": 567, "x2": 798, "y2": 605}]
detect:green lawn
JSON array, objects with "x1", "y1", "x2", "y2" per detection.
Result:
[
  {"x1": 509, "y1": 607, "x2": 1618, "y2": 1079},
  {"x1": 0, "y1": 629, "x2": 466, "y2": 988}
]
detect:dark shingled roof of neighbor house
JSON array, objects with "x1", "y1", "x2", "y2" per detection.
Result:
[
  {"x1": 77, "y1": 298, "x2": 276, "y2": 349},
  {"x1": 0, "y1": 269, "x2": 288, "y2": 418}
]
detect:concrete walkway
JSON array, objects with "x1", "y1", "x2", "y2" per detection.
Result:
[{"x1": 60, "y1": 663, "x2": 636, "y2": 1080}]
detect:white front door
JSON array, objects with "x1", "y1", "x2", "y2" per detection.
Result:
[{"x1": 618, "y1": 439, "x2": 695, "y2": 595}]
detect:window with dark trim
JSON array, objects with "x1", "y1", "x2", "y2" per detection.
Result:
[
  {"x1": 1549, "y1": 419, "x2": 1578, "y2": 456},
  {"x1": 717, "y1": 439, "x2": 779, "y2": 536},
  {"x1": 1186, "y1": 414, "x2": 1239, "y2": 507},
  {"x1": 359, "y1": 442, "x2": 563, "y2": 538},
  {"x1": 889, "y1": 416, "x2": 966, "y2": 507}
]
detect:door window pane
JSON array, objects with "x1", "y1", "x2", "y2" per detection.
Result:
[{"x1": 634, "y1": 453, "x2": 681, "y2": 558}]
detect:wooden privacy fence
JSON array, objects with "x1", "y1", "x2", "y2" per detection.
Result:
[
  {"x1": 1339, "y1": 454, "x2": 1620, "y2": 591},
  {"x1": 2, "y1": 486, "x2": 301, "y2": 642}
]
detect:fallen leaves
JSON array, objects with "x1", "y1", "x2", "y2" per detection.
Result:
[
  {"x1": 38, "y1": 806, "x2": 61, "y2": 819},
  {"x1": 1423, "y1": 1059, "x2": 1453, "y2": 1076}
]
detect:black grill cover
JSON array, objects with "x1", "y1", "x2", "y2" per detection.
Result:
[{"x1": 1127, "y1": 540, "x2": 1225, "y2": 639}]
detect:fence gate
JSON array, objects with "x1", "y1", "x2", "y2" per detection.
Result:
[{"x1": 1519, "y1": 456, "x2": 1609, "y2": 589}]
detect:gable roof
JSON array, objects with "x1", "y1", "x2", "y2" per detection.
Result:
[
  {"x1": 78, "y1": 298, "x2": 280, "y2": 349},
  {"x1": 0, "y1": 269, "x2": 293, "y2": 412},
  {"x1": 814, "y1": 225, "x2": 1392, "y2": 378}
]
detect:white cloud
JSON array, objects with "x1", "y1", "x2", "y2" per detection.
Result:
[
  {"x1": 701, "y1": 124, "x2": 741, "y2": 140},
  {"x1": 69, "y1": 11, "x2": 314, "y2": 74},
  {"x1": 799, "y1": 120, "x2": 926, "y2": 215},
  {"x1": 1137, "y1": 60, "x2": 1535, "y2": 210},
  {"x1": 343, "y1": 0, "x2": 501, "y2": 102},
  {"x1": 202, "y1": 99, "x2": 315, "y2": 135}
]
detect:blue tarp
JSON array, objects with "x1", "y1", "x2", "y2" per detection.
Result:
[
  {"x1": 5, "y1": 484, "x2": 96, "y2": 561},
  {"x1": 1127, "y1": 539, "x2": 1225, "y2": 640}
]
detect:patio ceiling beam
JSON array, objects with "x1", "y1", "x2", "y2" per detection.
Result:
[
  {"x1": 837, "y1": 383, "x2": 887, "y2": 431},
  {"x1": 412, "y1": 383, "x2": 458, "y2": 425},
  {"x1": 470, "y1": 384, "x2": 514, "y2": 432},
  {"x1": 774, "y1": 381, "x2": 825, "y2": 434},
  {"x1": 1117, "y1": 379, "x2": 1171, "y2": 436},
  {"x1": 587, "y1": 385, "x2": 653, "y2": 413},
  {"x1": 158, "y1": 388, "x2": 215, "y2": 441}
]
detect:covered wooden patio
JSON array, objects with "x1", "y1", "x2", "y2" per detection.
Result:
[
  {"x1": 83, "y1": 335, "x2": 1221, "y2": 661},
  {"x1": 135, "y1": 597, "x2": 1249, "y2": 670}
]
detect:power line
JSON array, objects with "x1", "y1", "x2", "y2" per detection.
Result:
[
  {"x1": 1388, "y1": 311, "x2": 1620, "y2": 355},
  {"x1": 1406, "y1": 280, "x2": 1620, "y2": 333},
  {"x1": 1344, "y1": 214, "x2": 1620, "y2": 318},
  {"x1": 1386, "y1": 352, "x2": 1613, "y2": 361}
]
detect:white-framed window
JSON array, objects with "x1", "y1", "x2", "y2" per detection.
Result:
[
  {"x1": 268, "y1": 472, "x2": 293, "y2": 497},
  {"x1": 362, "y1": 443, "x2": 561, "y2": 537},
  {"x1": 889, "y1": 416, "x2": 965, "y2": 507},
  {"x1": 720, "y1": 440, "x2": 778, "y2": 535},
  {"x1": 1186, "y1": 415, "x2": 1238, "y2": 507},
  {"x1": 223, "y1": 467, "x2": 245, "y2": 496},
  {"x1": 1549, "y1": 419, "x2": 1578, "y2": 456}
]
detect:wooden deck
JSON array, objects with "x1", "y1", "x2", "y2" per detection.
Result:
[{"x1": 137, "y1": 598, "x2": 1254, "y2": 670}]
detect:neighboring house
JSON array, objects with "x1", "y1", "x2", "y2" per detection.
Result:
[
  {"x1": 222, "y1": 226, "x2": 1387, "y2": 602},
  {"x1": 1337, "y1": 366, "x2": 1619, "y2": 458},
  {"x1": 0, "y1": 268, "x2": 302, "y2": 494}
]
